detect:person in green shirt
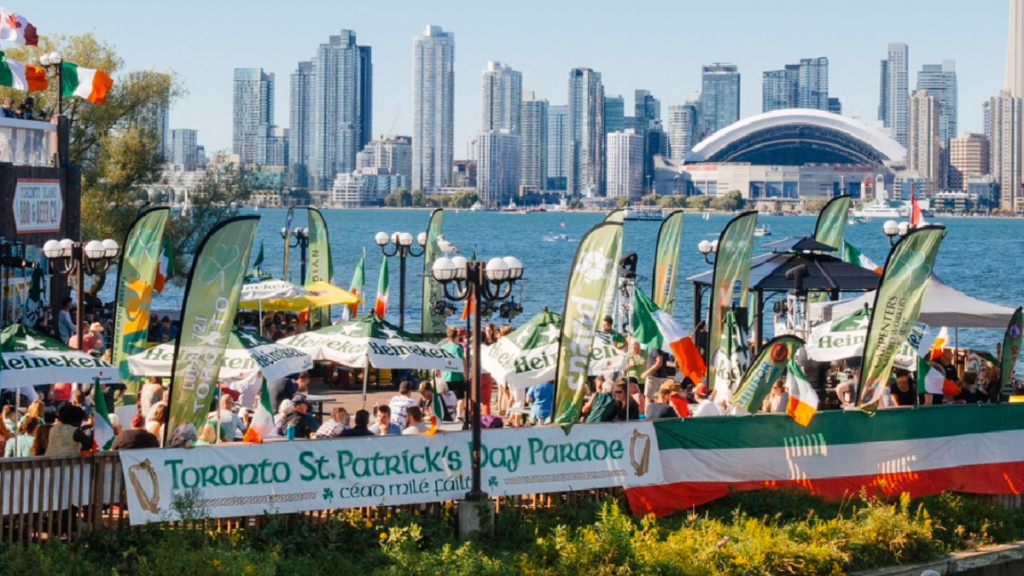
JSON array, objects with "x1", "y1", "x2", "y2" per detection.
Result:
[
  {"x1": 601, "y1": 315, "x2": 626, "y2": 350},
  {"x1": 437, "y1": 326, "x2": 466, "y2": 421}
]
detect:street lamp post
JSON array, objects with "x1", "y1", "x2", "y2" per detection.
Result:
[
  {"x1": 281, "y1": 227, "x2": 310, "y2": 283},
  {"x1": 38, "y1": 52, "x2": 64, "y2": 116},
  {"x1": 432, "y1": 254, "x2": 522, "y2": 537},
  {"x1": 375, "y1": 231, "x2": 426, "y2": 330},
  {"x1": 882, "y1": 220, "x2": 911, "y2": 246},
  {"x1": 42, "y1": 238, "x2": 119, "y2": 349}
]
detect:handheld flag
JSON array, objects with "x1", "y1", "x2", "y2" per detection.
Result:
[
  {"x1": 631, "y1": 287, "x2": 706, "y2": 384},
  {"x1": 60, "y1": 62, "x2": 113, "y2": 104},
  {"x1": 91, "y1": 380, "x2": 116, "y2": 451},
  {"x1": 785, "y1": 359, "x2": 819, "y2": 426},
  {"x1": 917, "y1": 326, "x2": 948, "y2": 362},
  {"x1": 344, "y1": 249, "x2": 366, "y2": 320},
  {"x1": 374, "y1": 255, "x2": 389, "y2": 318},
  {"x1": 843, "y1": 241, "x2": 882, "y2": 274},
  {"x1": 0, "y1": 9, "x2": 38, "y2": 46},
  {"x1": 154, "y1": 239, "x2": 173, "y2": 293},
  {"x1": 426, "y1": 386, "x2": 445, "y2": 436},
  {"x1": 918, "y1": 356, "x2": 959, "y2": 397},
  {"x1": 243, "y1": 378, "x2": 276, "y2": 443}
]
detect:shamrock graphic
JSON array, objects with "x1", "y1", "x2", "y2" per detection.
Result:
[{"x1": 200, "y1": 244, "x2": 241, "y2": 291}]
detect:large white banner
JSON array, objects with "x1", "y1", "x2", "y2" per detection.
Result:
[{"x1": 119, "y1": 422, "x2": 662, "y2": 525}]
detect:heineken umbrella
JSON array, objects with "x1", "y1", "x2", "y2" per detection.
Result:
[
  {"x1": 127, "y1": 327, "x2": 312, "y2": 383},
  {"x1": 805, "y1": 307, "x2": 921, "y2": 369},
  {"x1": 481, "y1": 311, "x2": 628, "y2": 390},
  {"x1": 303, "y1": 281, "x2": 360, "y2": 307},
  {"x1": 239, "y1": 276, "x2": 309, "y2": 304},
  {"x1": 0, "y1": 323, "x2": 116, "y2": 388}
]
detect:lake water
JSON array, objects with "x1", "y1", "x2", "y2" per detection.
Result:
[{"x1": 99, "y1": 208, "x2": 1024, "y2": 357}]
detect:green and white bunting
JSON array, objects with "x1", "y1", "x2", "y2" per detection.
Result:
[
  {"x1": 0, "y1": 323, "x2": 116, "y2": 387},
  {"x1": 167, "y1": 216, "x2": 259, "y2": 447},
  {"x1": 1001, "y1": 307, "x2": 1023, "y2": 391},
  {"x1": 306, "y1": 208, "x2": 332, "y2": 327},
  {"x1": 858, "y1": 226, "x2": 946, "y2": 406},
  {"x1": 111, "y1": 207, "x2": 169, "y2": 405},
  {"x1": 281, "y1": 314, "x2": 462, "y2": 372},
  {"x1": 707, "y1": 211, "x2": 758, "y2": 390},
  {"x1": 652, "y1": 210, "x2": 684, "y2": 313},
  {"x1": 730, "y1": 335, "x2": 803, "y2": 414},
  {"x1": 421, "y1": 209, "x2": 447, "y2": 337},
  {"x1": 482, "y1": 311, "x2": 627, "y2": 390},
  {"x1": 553, "y1": 221, "x2": 623, "y2": 425}
]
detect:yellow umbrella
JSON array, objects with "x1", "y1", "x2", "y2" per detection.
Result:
[{"x1": 303, "y1": 281, "x2": 360, "y2": 306}]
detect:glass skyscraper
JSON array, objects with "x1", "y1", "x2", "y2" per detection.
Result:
[
  {"x1": 546, "y1": 105, "x2": 568, "y2": 190},
  {"x1": 700, "y1": 63, "x2": 740, "y2": 138},
  {"x1": 567, "y1": 67, "x2": 605, "y2": 196},
  {"x1": 412, "y1": 25, "x2": 455, "y2": 193},
  {"x1": 233, "y1": 68, "x2": 274, "y2": 165},
  {"x1": 916, "y1": 61, "x2": 958, "y2": 145}
]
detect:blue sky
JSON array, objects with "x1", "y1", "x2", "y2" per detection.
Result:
[{"x1": 39, "y1": 0, "x2": 1012, "y2": 155}]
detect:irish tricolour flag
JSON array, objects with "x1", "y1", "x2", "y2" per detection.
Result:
[
  {"x1": 374, "y1": 255, "x2": 389, "y2": 318},
  {"x1": 626, "y1": 404, "x2": 1024, "y2": 517},
  {"x1": 345, "y1": 249, "x2": 366, "y2": 320},
  {"x1": 632, "y1": 287, "x2": 706, "y2": 384},
  {"x1": 785, "y1": 358, "x2": 818, "y2": 426},
  {"x1": 843, "y1": 241, "x2": 882, "y2": 274},
  {"x1": 154, "y1": 239, "x2": 172, "y2": 293},
  {"x1": 243, "y1": 378, "x2": 276, "y2": 443},
  {"x1": 0, "y1": 52, "x2": 46, "y2": 92},
  {"x1": 61, "y1": 61, "x2": 113, "y2": 104},
  {"x1": 92, "y1": 381, "x2": 116, "y2": 451}
]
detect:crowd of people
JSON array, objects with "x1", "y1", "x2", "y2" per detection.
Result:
[{"x1": 0, "y1": 96, "x2": 50, "y2": 122}]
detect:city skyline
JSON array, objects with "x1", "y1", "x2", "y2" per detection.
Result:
[{"x1": 37, "y1": 0, "x2": 1011, "y2": 156}]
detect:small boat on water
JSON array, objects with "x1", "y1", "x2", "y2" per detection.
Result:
[
  {"x1": 469, "y1": 201, "x2": 488, "y2": 212},
  {"x1": 754, "y1": 224, "x2": 771, "y2": 237},
  {"x1": 542, "y1": 233, "x2": 571, "y2": 242},
  {"x1": 702, "y1": 211, "x2": 711, "y2": 221},
  {"x1": 623, "y1": 208, "x2": 664, "y2": 221},
  {"x1": 847, "y1": 216, "x2": 867, "y2": 225}
]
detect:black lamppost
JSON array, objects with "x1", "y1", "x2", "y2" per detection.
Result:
[
  {"x1": 431, "y1": 254, "x2": 522, "y2": 535},
  {"x1": 375, "y1": 231, "x2": 426, "y2": 330},
  {"x1": 282, "y1": 226, "x2": 309, "y2": 283},
  {"x1": 42, "y1": 238, "x2": 119, "y2": 348},
  {"x1": 38, "y1": 51, "x2": 64, "y2": 116}
]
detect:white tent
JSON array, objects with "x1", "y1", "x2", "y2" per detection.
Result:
[{"x1": 810, "y1": 277, "x2": 1017, "y2": 329}]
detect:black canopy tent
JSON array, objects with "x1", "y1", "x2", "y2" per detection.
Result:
[{"x1": 688, "y1": 236, "x2": 882, "y2": 353}]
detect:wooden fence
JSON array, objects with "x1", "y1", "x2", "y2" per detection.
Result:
[{"x1": 0, "y1": 451, "x2": 622, "y2": 544}]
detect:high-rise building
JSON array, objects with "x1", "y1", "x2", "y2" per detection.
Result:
[
  {"x1": 990, "y1": 90, "x2": 1023, "y2": 211},
  {"x1": 232, "y1": 68, "x2": 274, "y2": 165},
  {"x1": 520, "y1": 91, "x2": 548, "y2": 194},
  {"x1": 567, "y1": 67, "x2": 605, "y2": 196},
  {"x1": 879, "y1": 43, "x2": 909, "y2": 147},
  {"x1": 797, "y1": 57, "x2": 829, "y2": 110},
  {"x1": 666, "y1": 103, "x2": 700, "y2": 160},
  {"x1": 916, "y1": 61, "x2": 958, "y2": 145},
  {"x1": 606, "y1": 129, "x2": 644, "y2": 201},
  {"x1": 169, "y1": 129, "x2": 199, "y2": 171},
  {"x1": 701, "y1": 63, "x2": 740, "y2": 138},
  {"x1": 259, "y1": 126, "x2": 289, "y2": 168},
  {"x1": 140, "y1": 92, "x2": 170, "y2": 161},
  {"x1": 356, "y1": 135, "x2": 413, "y2": 182},
  {"x1": 604, "y1": 94, "x2": 625, "y2": 134},
  {"x1": 634, "y1": 89, "x2": 662, "y2": 186},
  {"x1": 304, "y1": 31, "x2": 373, "y2": 191},
  {"x1": 289, "y1": 61, "x2": 314, "y2": 188},
  {"x1": 477, "y1": 129, "x2": 521, "y2": 207},
  {"x1": 1006, "y1": 0, "x2": 1024, "y2": 99},
  {"x1": 948, "y1": 133, "x2": 990, "y2": 192},
  {"x1": 412, "y1": 25, "x2": 455, "y2": 193},
  {"x1": 983, "y1": 101, "x2": 993, "y2": 142},
  {"x1": 546, "y1": 105, "x2": 568, "y2": 190},
  {"x1": 828, "y1": 98, "x2": 842, "y2": 114},
  {"x1": 908, "y1": 90, "x2": 942, "y2": 196},
  {"x1": 762, "y1": 65, "x2": 798, "y2": 112},
  {"x1": 481, "y1": 61, "x2": 522, "y2": 134}
]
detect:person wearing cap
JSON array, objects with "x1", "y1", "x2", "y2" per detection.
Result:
[
  {"x1": 368, "y1": 405, "x2": 402, "y2": 435},
  {"x1": 79, "y1": 322, "x2": 105, "y2": 354},
  {"x1": 388, "y1": 380, "x2": 418, "y2": 429},
  {"x1": 692, "y1": 384, "x2": 722, "y2": 417},
  {"x1": 110, "y1": 413, "x2": 160, "y2": 450},
  {"x1": 279, "y1": 395, "x2": 317, "y2": 439}
]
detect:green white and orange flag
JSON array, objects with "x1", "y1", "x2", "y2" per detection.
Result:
[
  {"x1": 91, "y1": 380, "x2": 116, "y2": 451},
  {"x1": 243, "y1": 378, "x2": 276, "y2": 443},
  {"x1": 154, "y1": 238, "x2": 173, "y2": 293},
  {"x1": 785, "y1": 358, "x2": 819, "y2": 426},
  {"x1": 0, "y1": 52, "x2": 46, "y2": 91},
  {"x1": 426, "y1": 387, "x2": 445, "y2": 436},
  {"x1": 631, "y1": 286, "x2": 705, "y2": 385},
  {"x1": 843, "y1": 241, "x2": 882, "y2": 274},
  {"x1": 344, "y1": 249, "x2": 366, "y2": 320},
  {"x1": 373, "y1": 255, "x2": 389, "y2": 318},
  {"x1": 60, "y1": 61, "x2": 113, "y2": 103},
  {"x1": 917, "y1": 356, "x2": 959, "y2": 397}
]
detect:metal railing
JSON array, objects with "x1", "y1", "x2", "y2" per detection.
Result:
[{"x1": 0, "y1": 117, "x2": 57, "y2": 166}]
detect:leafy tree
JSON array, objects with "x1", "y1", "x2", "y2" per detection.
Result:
[
  {"x1": 410, "y1": 189, "x2": 423, "y2": 207},
  {"x1": 451, "y1": 190, "x2": 479, "y2": 209},
  {"x1": 711, "y1": 190, "x2": 745, "y2": 212},
  {"x1": 803, "y1": 197, "x2": 830, "y2": 214},
  {"x1": 640, "y1": 193, "x2": 659, "y2": 206},
  {"x1": 686, "y1": 195, "x2": 710, "y2": 210},
  {"x1": 614, "y1": 196, "x2": 630, "y2": 208},
  {"x1": 568, "y1": 198, "x2": 583, "y2": 210}
]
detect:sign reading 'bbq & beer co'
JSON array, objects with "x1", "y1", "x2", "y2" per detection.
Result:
[{"x1": 13, "y1": 179, "x2": 62, "y2": 234}]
